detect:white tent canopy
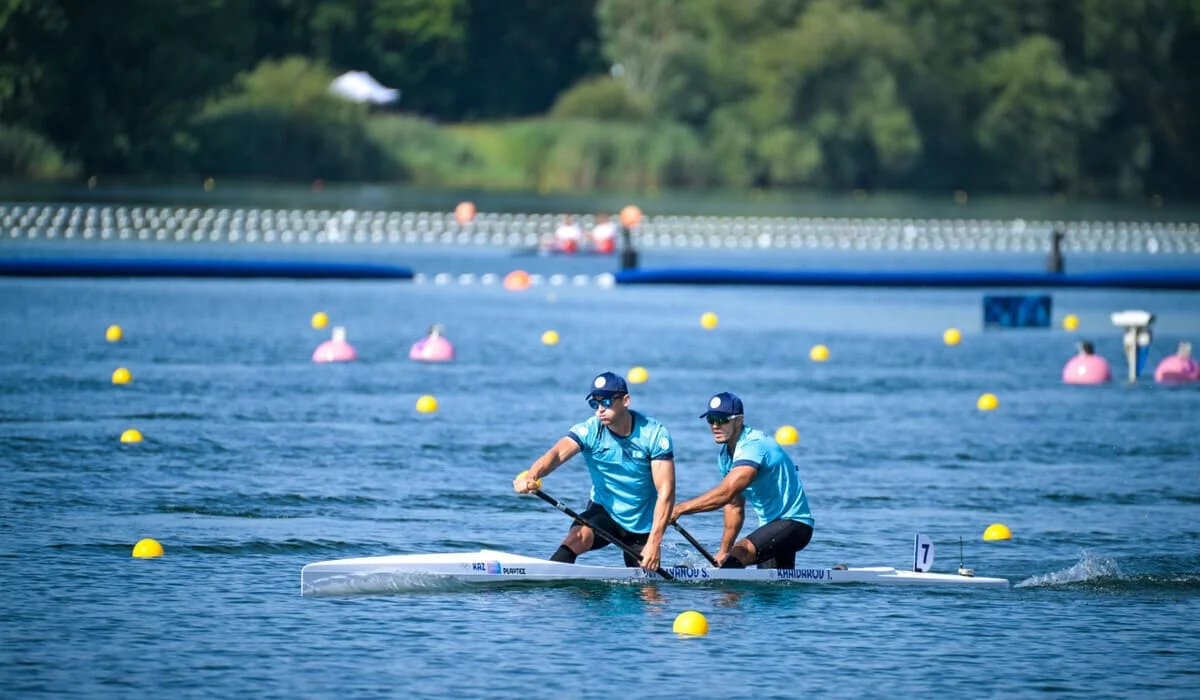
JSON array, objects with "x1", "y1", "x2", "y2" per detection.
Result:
[{"x1": 329, "y1": 71, "x2": 400, "y2": 105}]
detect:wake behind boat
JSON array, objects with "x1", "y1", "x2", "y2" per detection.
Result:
[{"x1": 300, "y1": 535, "x2": 1009, "y2": 595}]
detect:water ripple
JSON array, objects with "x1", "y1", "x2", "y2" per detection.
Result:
[{"x1": 4, "y1": 266, "x2": 1199, "y2": 699}]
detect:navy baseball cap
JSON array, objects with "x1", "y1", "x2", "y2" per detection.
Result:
[
  {"x1": 701, "y1": 392, "x2": 743, "y2": 418},
  {"x1": 587, "y1": 371, "x2": 628, "y2": 398}
]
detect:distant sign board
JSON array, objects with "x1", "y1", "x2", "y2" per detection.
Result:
[{"x1": 983, "y1": 295, "x2": 1052, "y2": 329}]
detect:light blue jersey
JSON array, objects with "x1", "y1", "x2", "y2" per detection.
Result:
[
  {"x1": 566, "y1": 411, "x2": 674, "y2": 533},
  {"x1": 719, "y1": 426, "x2": 813, "y2": 527}
]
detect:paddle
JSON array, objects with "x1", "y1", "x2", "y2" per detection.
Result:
[
  {"x1": 671, "y1": 522, "x2": 720, "y2": 567},
  {"x1": 530, "y1": 488, "x2": 674, "y2": 581}
]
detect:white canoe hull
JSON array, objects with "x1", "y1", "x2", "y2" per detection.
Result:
[{"x1": 301, "y1": 549, "x2": 1008, "y2": 595}]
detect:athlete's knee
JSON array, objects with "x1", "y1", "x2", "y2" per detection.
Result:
[
  {"x1": 565, "y1": 525, "x2": 596, "y2": 551},
  {"x1": 721, "y1": 544, "x2": 753, "y2": 568},
  {"x1": 795, "y1": 523, "x2": 814, "y2": 551}
]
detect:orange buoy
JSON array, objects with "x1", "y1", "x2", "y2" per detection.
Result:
[
  {"x1": 504, "y1": 270, "x2": 531, "y2": 291},
  {"x1": 455, "y1": 201, "x2": 477, "y2": 224},
  {"x1": 619, "y1": 205, "x2": 643, "y2": 228}
]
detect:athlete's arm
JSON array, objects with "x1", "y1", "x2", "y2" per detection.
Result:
[
  {"x1": 718, "y1": 493, "x2": 746, "y2": 560},
  {"x1": 673, "y1": 465, "x2": 756, "y2": 518},
  {"x1": 640, "y1": 458, "x2": 676, "y2": 571},
  {"x1": 515, "y1": 436, "x2": 581, "y2": 493}
]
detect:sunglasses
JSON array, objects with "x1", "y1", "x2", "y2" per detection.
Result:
[
  {"x1": 705, "y1": 414, "x2": 741, "y2": 425},
  {"x1": 588, "y1": 395, "x2": 622, "y2": 410}
]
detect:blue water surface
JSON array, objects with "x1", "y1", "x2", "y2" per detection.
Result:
[{"x1": 2, "y1": 243, "x2": 1198, "y2": 699}]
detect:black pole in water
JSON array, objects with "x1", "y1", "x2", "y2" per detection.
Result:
[
  {"x1": 619, "y1": 225, "x2": 639, "y2": 271},
  {"x1": 1046, "y1": 227, "x2": 1065, "y2": 274}
]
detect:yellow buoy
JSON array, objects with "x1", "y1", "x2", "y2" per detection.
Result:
[
  {"x1": 628, "y1": 366, "x2": 649, "y2": 384},
  {"x1": 416, "y1": 395, "x2": 439, "y2": 413},
  {"x1": 983, "y1": 523, "x2": 1012, "y2": 541},
  {"x1": 203, "y1": 177, "x2": 216, "y2": 191},
  {"x1": 977, "y1": 393, "x2": 999, "y2": 411},
  {"x1": 809, "y1": 345, "x2": 830, "y2": 362},
  {"x1": 311, "y1": 311, "x2": 329, "y2": 330},
  {"x1": 700, "y1": 312, "x2": 719, "y2": 330},
  {"x1": 542, "y1": 330, "x2": 559, "y2": 346},
  {"x1": 1063, "y1": 314, "x2": 1079, "y2": 332},
  {"x1": 673, "y1": 610, "x2": 709, "y2": 636},
  {"x1": 112, "y1": 367, "x2": 132, "y2": 385},
  {"x1": 132, "y1": 538, "x2": 164, "y2": 558},
  {"x1": 120, "y1": 429, "x2": 143, "y2": 443},
  {"x1": 943, "y1": 328, "x2": 962, "y2": 346},
  {"x1": 105, "y1": 324, "x2": 123, "y2": 342},
  {"x1": 775, "y1": 425, "x2": 799, "y2": 445}
]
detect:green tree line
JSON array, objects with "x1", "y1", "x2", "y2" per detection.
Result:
[{"x1": 1, "y1": 0, "x2": 1197, "y2": 198}]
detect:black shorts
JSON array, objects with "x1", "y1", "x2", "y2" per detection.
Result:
[
  {"x1": 573, "y1": 501, "x2": 649, "y2": 567},
  {"x1": 746, "y1": 519, "x2": 813, "y2": 569}
]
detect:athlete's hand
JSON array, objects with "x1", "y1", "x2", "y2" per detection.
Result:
[
  {"x1": 512, "y1": 470, "x2": 541, "y2": 494},
  {"x1": 715, "y1": 549, "x2": 729, "y2": 564},
  {"x1": 667, "y1": 507, "x2": 680, "y2": 524},
  {"x1": 639, "y1": 542, "x2": 662, "y2": 571}
]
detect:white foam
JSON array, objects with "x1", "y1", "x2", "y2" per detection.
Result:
[
  {"x1": 1015, "y1": 552, "x2": 1122, "y2": 588},
  {"x1": 302, "y1": 571, "x2": 468, "y2": 596}
]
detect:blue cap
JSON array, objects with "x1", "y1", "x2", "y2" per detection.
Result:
[
  {"x1": 701, "y1": 392, "x2": 743, "y2": 418},
  {"x1": 587, "y1": 371, "x2": 628, "y2": 398}
]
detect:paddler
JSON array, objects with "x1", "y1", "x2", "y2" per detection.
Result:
[
  {"x1": 671, "y1": 392, "x2": 814, "y2": 569},
  {"x1": 513, "y1": 372, "x2": 676, "y2": 571}
]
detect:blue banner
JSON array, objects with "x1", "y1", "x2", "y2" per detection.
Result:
[{"x1": 983, "y1": 295, "x2": 1053, "y2": 329}]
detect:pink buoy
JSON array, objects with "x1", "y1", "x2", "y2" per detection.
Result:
[
  {"x1": 1154, "y1": 342, "x2": 1199, "y2": 383},
  {"x1": 312, "y1": 326, "x2": 357, "y2": 363},
  {"x1": 410, "y1": 325, "x2": 455, "y2": 362},
  {"x1": 1062, "y1": 341, "x2": 1110, "y2": 385}
]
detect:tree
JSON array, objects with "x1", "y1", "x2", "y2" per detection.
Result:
[
  {"x1": 0, "y1": 1, "x2": 64, "y2": 124},
  {"x1": 971, "y1": 35, "x2": 1112, "y2": 192},
  {"x1": 4, "y1": 0, "x2": 256, "y2": 174},
  {"x1": 1073, "y1": 0, "x2": 1200, "y2": 195},
  {"x1": 745, "y1": 0, "x2": 922, "y2": 187}
]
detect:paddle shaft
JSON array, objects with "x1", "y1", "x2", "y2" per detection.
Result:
[
  {"x1": 532, "y1": 489, "x2": 674, "y2": 581},
  {"x1": 672, "y1": 522, "x2": 720, "y2": 566}
]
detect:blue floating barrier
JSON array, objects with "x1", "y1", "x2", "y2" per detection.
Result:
[
  {"x1": 614, "y1": 268, "x2": 1200, "y2": 291},
  {"x1": 0, "y1": 258, "x2": 413, "y2": 280}
]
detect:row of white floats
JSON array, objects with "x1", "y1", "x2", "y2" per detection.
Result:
[
  {"x1": 3, "y1": 204, "x2": 1198, "y2": 254},
  {"x1": 413, "y1": 272, "x2": 616, "y2": 287}
]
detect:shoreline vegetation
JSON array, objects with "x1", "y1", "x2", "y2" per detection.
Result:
[{"x1": 2, "y1": 2, "x2": 1198, "y2": 205}]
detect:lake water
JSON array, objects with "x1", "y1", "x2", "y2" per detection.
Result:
[{"x1": 2, "y1": 241, "x2": 1198, "y2": 699}]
